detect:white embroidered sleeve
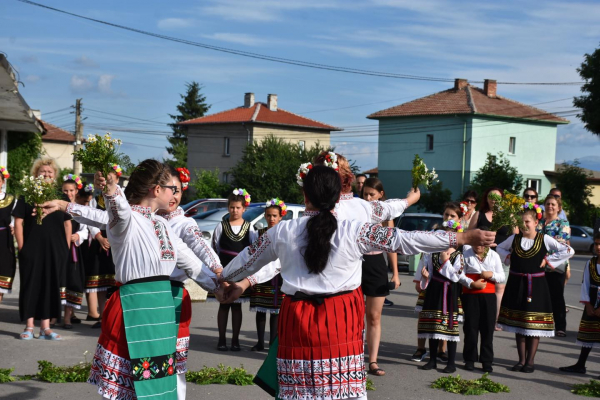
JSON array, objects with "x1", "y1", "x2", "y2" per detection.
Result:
[
  {"x1": 74, "y1": 222, "x2": 89, "y2": 246},
  {"x1": 369, "y1": 198, "x2": 409, "y2": 224},
  {"x1": 182, "y1": 222, "x2": 222, "y2": 273},
  {"x1": 356, "y1": 223, "x2": 457, "y2": 255},
  {"x1": 66, "y1": 203, "x2": 109, "y2": 230},
  {"x1": 89, "y1": 225, "x2": 101, "y2": 239},
  {"x1": 490, "y1": 251, "x2": 505, "y2": 283},
  {"x1": 221, "y1": 231, "x2": 279, "y2": 282},
  {"x1": 543, "y1": 235, "x2": 574, "y2": 269},
  {"x1": 174, "y1": 234, "x2": 219, "y2": 293},
  {"x1": 247, "y1": 260, "x2": 281, "y2": 286},
  {"x1": 495, "y1": 235, "x2": 515, "y2": 265},
  {"x1": 581, "y1": 260, "x2": 591, "y2": 304},
  {"x1": 102, "y1": 186, "x2": 131, "y2": 236},
  {"x1": 438, "y1": 253, "x2": 465, "y2": 283}
]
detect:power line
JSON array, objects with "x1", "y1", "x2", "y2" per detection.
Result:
[{"x1": 18, "y1": 0, "x2": 583, "y2": 86}]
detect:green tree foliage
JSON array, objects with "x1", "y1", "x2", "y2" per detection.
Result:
[
  {"x1": 190, "y1": 168, "x2": 231, "y2": 199},
  {"x1": 6, "y1": 131, "x2": 43, "y2": 194},
  {"x1": 418, "y1": 181, "x2": 453, "y2": 214},
  {"x1": 469, "y1": 152, "x2": 523, "y2": 196},
  {"x1": 166, "y1": 82, "x2": 211, "y2": 166},
  {"x1": 574, "y1": 44, "x2": 600, "y2": 136},
  {"x1": 116, "y1": 154, "x2": 136, "y2": 175},
  {"x1": 554, "y1": 161, "x2": 600, "y2": 226},
  {"x1": 229, "y1": 136, "x2": 331, "y2": 203}
]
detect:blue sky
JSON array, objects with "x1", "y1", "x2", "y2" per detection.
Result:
[{"x1": 2, "y1": 0, "x2": 600, "y2": 172}]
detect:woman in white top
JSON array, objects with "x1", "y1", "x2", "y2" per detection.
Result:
[
  {"x1": 221, "y1": 165, "x2": 496, "y2": 400},
  {"x1": 40, "y1": 159, "x2": 223, "y2": 400}
]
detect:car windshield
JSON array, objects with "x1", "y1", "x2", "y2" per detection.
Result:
[
  {"x1": 583, "y1": 226, "x2": 594, "y2": 235},
  {"x1": 193, "y1": 209, "x2": 226, "y2": 221},
  {"x1": 222, "y1": 207, "x2": 266, "y2": 222},
  {"x1": 397, "y1": 216, "x2": 443, "y2": 231},
  {"x1": 181, "y1": 200, "x2": 199, "y2": 211}
]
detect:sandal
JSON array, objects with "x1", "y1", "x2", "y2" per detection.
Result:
[
  {"x1": 556, "y1": 330, "x2": 567, "y2": 337},
  {"x1": 63, "y1": 324, "x2": 73, "y2": 330},
  {"x1": 368, "y1": 362, "x2": 385, "y2": 376},
  {"x1": 38, "y1": 328, "x2": 61, "y2": 340},
  {"x1": 217, "y1": 344, "x2": 228, "y2": 351},
  {"x1": 20, "y1": 327, "x2": 34, "y2": 340}
]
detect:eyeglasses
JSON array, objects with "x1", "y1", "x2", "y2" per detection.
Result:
[
  {"x1": 552, "y1": 194, "x2": 561, "y2": 199},
  {"x1": 465, "y1": 199, "x2": 477, "y2": 204},
  {"x1": 160, "y1": 185, "x2": 180, "y2": 194},
  {"x1": 524, "y1": 194, "x2": 537, "y2": 199}
]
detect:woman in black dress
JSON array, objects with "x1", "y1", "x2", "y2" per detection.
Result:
[
  {"x1": 13, "y1": 158, "x2": 70, "y2": 340},
  {"x1": 0, "y1": 167, "x2": 16, "y2": 302}
]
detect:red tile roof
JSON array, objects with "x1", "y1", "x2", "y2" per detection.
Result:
[
  {"x1": 362, "y1": 167, "x2": 378, "y2": 175},
  {"x1": 40, "y1": 120, "x2": 75, "y2": 142},
  {"x1": 179, "y1": 102, "x2": 341, "y2": 131},
  {"x1": 367, "y1": 84, "x2": 569, "y2": 124}
]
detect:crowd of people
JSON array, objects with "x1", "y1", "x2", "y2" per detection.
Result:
[{"x1": 0, "y1": 151, "x2": 596, "y2": 400}]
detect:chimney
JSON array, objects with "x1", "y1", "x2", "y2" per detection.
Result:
[
  {"x1": 483, "y1": 79, "x2": 497, "y2": 98},
  {"x1": 454, "y1": 78, "x2": 468, "y2": 90},
  {"x1": 32, "y1": 109, "x2": 41, "y2": 120},
  {"x1": 244, "y1": 92, "x2": 255, "y2": 108},
  {"x1": 267, "y1": 94, "x2": 278, "y2": 111}
]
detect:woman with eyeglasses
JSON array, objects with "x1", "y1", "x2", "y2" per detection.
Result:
[{"x1": 461, "y1": 191, "x2": 478, "y2": 230}]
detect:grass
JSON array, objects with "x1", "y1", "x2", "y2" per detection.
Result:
[{"x1": 431, "y1": 373, "x2": 510, "y2": 395}]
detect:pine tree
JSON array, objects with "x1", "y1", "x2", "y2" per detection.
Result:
[
  {"x1": 574, "y1": 44, "x2": 600, "y2": 136},
  {"x1": 166, "y1": 82, "x2": 211, "y2": 166}
]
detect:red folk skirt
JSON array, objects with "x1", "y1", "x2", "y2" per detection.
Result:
[
  {"x1": 175, "y1": 288, "x2": 191, "y2": 374},
  {"x1": 276, "y1": 287, "x2": 366, "y2": 400}
]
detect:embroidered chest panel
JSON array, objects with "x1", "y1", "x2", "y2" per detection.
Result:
[
  {"x1": 222, "y1": 220, "x2": 250, "y2": 242},
  {"x1": 0, "y1": 194, "x2": 14, "y2": 209},
  {"x1": 153, "y1": 219, "x2": 175, "y2": 261},
  {"x1": 432, "y1": 251, "x2": 463, "y2": 274},
  {"x1": 590, "y1": 256, "x2": 600, "y2": 286},
  {"x1": 512, "y1": 233, "x2": 544, "y2": 259}
]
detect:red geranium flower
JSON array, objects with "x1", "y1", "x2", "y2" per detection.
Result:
[
  {"x1": 142, "y1": 361, "x2": 150, "y2": 370},
  {"x1": 167, "y1": 366, "x2": 174, "y2": 375}
]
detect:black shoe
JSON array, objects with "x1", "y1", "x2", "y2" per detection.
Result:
[
  {"x1": 464, "y1": 361, "x2": 475, "y2": 371},
  {"x1": 383, "y1": 299, "x2": 394, "y2": 306},
  {"x1": 443, "y1": 365, "x2": 457, "y2": 374},
  {"x1": 217, "y1": 344, "x2": 228, "y2": 351},
  {"x1": 411, "y1": 348, "x2": 428, "y2": 362},
  {"x1": 511, "y1": 363, "x2": 524, "y2": 371},
  {"x1": 251, "y1": 344, "x2": 264, "y2": 351},
  {"x1": 230, "y1": 345, "x2": 241, "y2": 352},
  {"x1": 419, "y1": 360, "x2": 437, "y2": 370},
  {"x1": 521, "y1": 364, "x2": 535, "y2": 373},
  {"x1": 559, "y1": 365, "x2": 586, "y2": 374},
  {"x1": 62, "y1": 324, "x2": 73, "y2": 330},
  {"x1": 437, "y1": 352, "x2": 448, "y2": 363},
  {"x1": 86, "y1": 315, "x2": 101, "y2": 322},
  {"x1": 71, "y1": 316, "x2": 82, "y2": 324},
  {"x1": 482, "y1": 363, "x2": 493, "y2": 373},
  {"x1": 91, "y1": 321, "x2": 101, "y2": 329}
]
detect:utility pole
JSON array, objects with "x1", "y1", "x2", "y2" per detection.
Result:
[{"x1": 73, "y1": 98, "x2": 83, "y2": 174}]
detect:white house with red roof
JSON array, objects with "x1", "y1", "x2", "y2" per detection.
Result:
[
  {"x1": 179, "y1": 93, "x2": 341, "y2": 182},
  {"x1": 367, "y1": 79, "x2": 569, "y2": 200},
  {"x1": 36, "y1": 116, "x2": 76, "y2": 171}
]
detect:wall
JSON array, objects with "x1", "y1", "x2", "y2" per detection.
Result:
[
  {"x1": 251, "y1": 125, "x2": 330, "y2": 150},
  {"x1": 42, "y1": 141, "x2": 73, "y2": 171}
]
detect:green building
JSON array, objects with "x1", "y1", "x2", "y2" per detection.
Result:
[{"x1": 367, "y1": 78, "x2": 569, "y2": 201}]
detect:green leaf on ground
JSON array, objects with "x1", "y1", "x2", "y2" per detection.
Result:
[
  {"x1": 431, "y1": 373, "x2": 509, "y2": 395},
  {"x1": 0, "y1": 368, "x2": 16, "y2": 383},
  {"x1": 186, "y1": 364, "x2": 254, "y2": 386},
  {"x1": 35, "y1": 360, "x2": 91, "y2": 383},
  {"x1": 572, "y1": 379, "x2": 600, "y2": 397}
]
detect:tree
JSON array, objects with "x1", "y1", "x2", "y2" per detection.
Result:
[
  {"x1": 166, "y1": 82, "x2": 211, "y2": 166},
  {"x1": 190, "y1": 168, "x2": 231, "y2": 199},
  {"x1": 469, "y1": 152, "x2": 523, "y2": 196},
  {"x1": 116, "y1": 154, "x2": 136, "y2": 175},
  {"x1": 6, "y1": 131, "x2": 43, "y2": 195},
  {"x1": 229, "y1": 136, "x2": 332, "y2": 203},
  {"x1": 574, "y1": 44, "x2": 600, "y2": 136},
  {"x1": 418, "y1": 181, "x2": 452, "y2": 213},
  {"x1": 554, "y1": 161, "x2": 599, "y2": 226}
]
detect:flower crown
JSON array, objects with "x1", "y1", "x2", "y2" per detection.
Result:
[
  {"x1": 111, "y1": 163, "x2": 123, "y2": 177},
  {"x1": 443, "y1": 219, "x2": 464, "y2": 232},
  {"x1": 0, "y1": 166, "x2": 9, "y2": 179},
  {"x1": 459, "y1": 202, "x2": 469, "y2": 215},
  {"x1": 233, "y1": 188, "x2": 251, "y2": 206},
  {"x1": 296, "y1": 152, "x2": 339, "y2": 187},
  {"x1": 523, "y1": 202, "x2": 543, "y2": 220},
  {"x1": 85, "y1": 183, "x2": 94, "y2": 193},
  {"x1": 63, "y1": 173, "x2": 83, "y2": 189},
  {"x1": 176, "y1": 167, "x2": 191, "y2": 191},
  {"x1": 265, "y1": 198, "x2": 287, "y2": 216}
]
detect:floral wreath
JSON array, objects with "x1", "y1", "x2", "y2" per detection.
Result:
[
  {"x1": 443, "y1": 219, "x2": 464, "y2": 232},
  {"x1": 265, "y1": 198, "x2": 287, "y2": 216},
  {"x1": 84, "y1": 183, "x2": 94, "y2": 193},
  {"x1": 176, "y1": 167, "x2": 191, "y2": 191},
  {"x1": 296, "y1": 152, "x2": 339, "y2": 187},
  {"x1": 233, "y1": 188, "x2": 251, "y2": 206},
  {"x1": 459, "y1": 201, "x2": 469, "y2": 216},
  {"x1": 63, "y1": 173, "x2": 83, "y2": 189},
  {"x1": 0, "y1": 166, "x2": 9, "y2": 179},
  {"x1": 111, "y1": 163, "x2": 123, "y2": 177},
  {"x1": 523, "y1": 202, "x2": 543, "y2": 220}
]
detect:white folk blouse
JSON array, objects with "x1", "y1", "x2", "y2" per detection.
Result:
[
  {"x1": 221, "y1": 213, "x2": 457, "y2": 296},
  {"x1": 459, "y1": 245, "x2": 505, "y2": 287},
  {"x1": 495, "y1": 234, "x2": 574, "y2": 268},
  {"x1": 417, "y1": 250, "x2": 465, "y2": 290},
  {"x1": 336, "y1": 193, "x2": 408, "y2": 223},
  {"x1": 66, "y1": 187, "x2": 219, "y2": 292},
  {"x1": 581, "y1": 259, "x2": 600, "y2": 304}
]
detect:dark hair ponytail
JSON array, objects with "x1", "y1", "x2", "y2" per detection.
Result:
[
  {"x1": 302, "y1": 166, "x2": 341, "y2": 274},
  {"x1": 124, "y1": 159, "x2": 171, "y2": 204}
]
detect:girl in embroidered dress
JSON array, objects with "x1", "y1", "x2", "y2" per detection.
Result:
[
  {"x1": 0, "y1": 167, "x2": 16, "y2": 302},
  {"x1": 212, "y1": 188, "x2": 257, "y2": 351},
  {"x1": 39, "y1": 159, "x2": 223, "y2": 400},
  {"x1": 496, "y1": 206, "x2": 573, "y2": 373},
  {"x1": 559, "y1": 234, "x2": 600, "y2": 375},
  {"x1": 220, "y1": 166, "x2": 497, "y2": 400}
]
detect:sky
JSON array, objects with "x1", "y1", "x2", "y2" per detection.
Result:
[{"x1": 2, "y1": 0, "x2": 600, "y2": 172}]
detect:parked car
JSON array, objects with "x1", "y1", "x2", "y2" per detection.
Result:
[
  {"x1": 193, "y1": 204, "x2": 305, "y2": 241},
  {"x1": 394, "y1": 213, "x2": 444, "y2": 270},
  {"x1": 570, "y1": 225, "x2": 595, "y2": 253},
  {"x1": 181, "y1": 198, "x2": 228, "y2": 217}
]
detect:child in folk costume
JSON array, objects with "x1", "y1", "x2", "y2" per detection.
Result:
[
  {"x1": 221, "y1": 166, "x2": 497, "y2": 400},
  {"x1": 211, "y1": 188, "x2": 258, "y2": 351},
  {"x1": 559, "y1": 234, "x2": 600, "y2": 375},
  {"x1": 0, "y1": 166, "x2": 16, "y2": 302},
  {"x1": 496, "y1": 204, "x2": 574, "y2": 373},
  {"x1": 248, "y1": 198, "x2": 287, "y2": 351},
  {"x1": 40, "y1": 160, "x2": 223, "y2": 400},
  {"x1": 458, "y1": 243, "x2": 505, "y2": 373}
]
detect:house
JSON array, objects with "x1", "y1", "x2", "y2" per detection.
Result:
[
  {"x1": 361, "y1": 167, "x2": 379, "y2": 178},
  {"x1": 37, "y1": 117, "x2": 76, "y2": 171},
  {"x1": 545, "y1": 164, "x2": 600, "y2": 207},
  {"x1": 180, "y1": 93, "x2": 341, "y2": 182},
  {"x1": 367, "y1": 79, "x2": 569, "y2": 199}
]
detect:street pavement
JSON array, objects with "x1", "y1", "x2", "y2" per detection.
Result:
[{"x1": 1, "y1": 254, "x2": 598, "y2": 399}]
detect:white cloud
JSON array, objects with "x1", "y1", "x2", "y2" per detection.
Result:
[
  {"x1": 20, "y1": 55, "x2": 38, "y2": 63},
  {"x1": 25, "y1": 74, "x2": 41, "y2": 83},
  {"x1": 315, "y1": 44, "x2": 380, "y2": 59},
  {"x1": 201, "y1": 0, "x2": 346, "y2": 22},
  {"x1": 98, "y1": 74, "x2": 115, "y2": 94},
  {"x1": 73, "y1": 55, "x2": 98, "y2": 68},
  {"x1": 157, "y1": 18, "x2": 194, "y2": 30},
  {"x1": 70, "y1": 75, "x2": 95, "y2": 93},
  {"x1": 201, "y1": 33, "x2": 268, "y2": 46}
]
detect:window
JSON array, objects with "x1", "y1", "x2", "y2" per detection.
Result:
[
  {"x1": 299, "y1": 140, "x2": 305, "y2": 151},
  {"x1": 223, "y1": 137, "x2": 230, "y2": 156},
  {"x1": 223, "y1": 172, "x2": 230, "y2": 183},
  {"x1": 426, "y1": 134, "x2": 434, "y2": 151},
  {"x1": 527, "y1": 179, "x2": 541, "y2": 193},
  {"x1": 509, "y1": 137, "x2": 516, "y2": 154},
  {"x1": 570, "y1": 227, "x2": 585, "y2": 237}
]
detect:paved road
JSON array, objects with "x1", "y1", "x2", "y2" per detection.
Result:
[{"x1": 1, "y1": 254, "x2": 598, "y2": 399}]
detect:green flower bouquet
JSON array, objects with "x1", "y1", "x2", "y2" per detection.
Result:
[
  {"x1": 411, "y1": 154, "x2": 438, "y2": 190},
  {"x1": 489, "y1": 191, "x2": 525, "y2": 232},
  {"x1": 20, "y1": 175, "x2": 59, "y2": 225},
  {"x1": 73, "y1": 133, "x2": 122, "y2": 190}
]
